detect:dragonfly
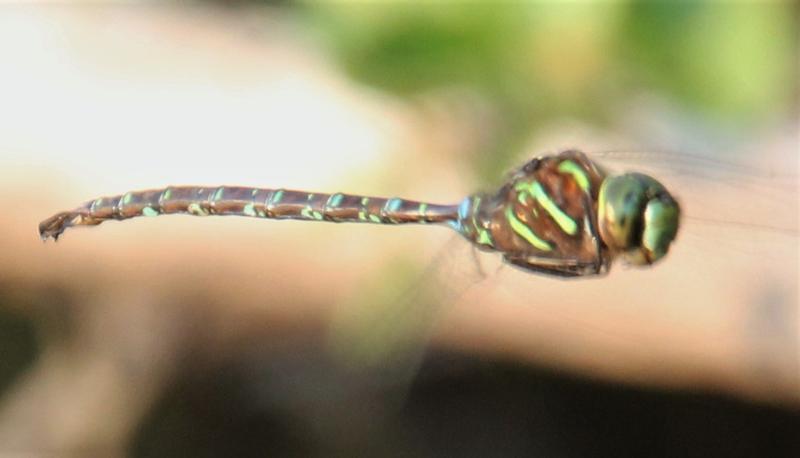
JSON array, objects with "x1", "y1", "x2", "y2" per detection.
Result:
[
  {"x1": 36, "y1": 147, "x2": 799, "y2": 397},
  {"x1": 38, "y1": 150, "x2": 680, "y2": 279}
]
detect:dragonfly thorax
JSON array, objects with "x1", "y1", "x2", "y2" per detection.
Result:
[
  {"x1": 597, "y1": 173, "x2": 680, "y2": 266},
  {"x1": 454, "y1": 151, "x2": 682, "y2": 277}
]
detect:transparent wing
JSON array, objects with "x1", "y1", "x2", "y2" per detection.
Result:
[
  {"x1": 329, "y1": 147, "x2": 798, "y2": 401},
  {"x1": 327, "y1": 233, "x2": 489, "y2": 387},
  {"x1": 592, "y1": 148, "x2": 798, "y2": 234},
  {"x1": 477, "y1": 147, "x2": 799, "y2": 400}
]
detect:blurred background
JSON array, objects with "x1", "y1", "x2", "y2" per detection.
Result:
[{"x1": 0, "y1": 1, "x2": 798, "y2": 456}]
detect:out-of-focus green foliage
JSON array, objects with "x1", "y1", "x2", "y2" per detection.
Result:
[
  {"x1": 623, "y1": 2, "x2": 795, "y2": 121},
  {"x1": 303, "y1": 1, "x2": 797, "y2": 178}
]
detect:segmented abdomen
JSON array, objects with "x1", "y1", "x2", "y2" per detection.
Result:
[{"x1": 39, "y1": 185, "x2": 460, "y2": 241}]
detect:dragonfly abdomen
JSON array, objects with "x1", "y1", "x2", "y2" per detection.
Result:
[{"x1": 38, "y1": 185, "x2": 460, "y2": 241}]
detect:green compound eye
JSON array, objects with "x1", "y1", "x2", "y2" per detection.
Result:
[{"x1": 598, "y1": 173, "x2": 680, "y2": 265}]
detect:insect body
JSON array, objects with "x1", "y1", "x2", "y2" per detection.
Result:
[{"x1": 39, "y1": 150, "x2": 680, "y2": 278}]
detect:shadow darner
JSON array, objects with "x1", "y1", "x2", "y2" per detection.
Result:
[{"x1": 39, "y1": 150, "x2": 680, "y2": 278}]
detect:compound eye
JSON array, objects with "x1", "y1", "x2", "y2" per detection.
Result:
[
  {"x1": 597, "y1": 174, "x2": 647, "y2": 252},
  {"x1": 598, "y1": 173, "x2": 680, "y2": 266},
  {"x1": 641, "y1": 195, "x2": 680, "y2": 263}
]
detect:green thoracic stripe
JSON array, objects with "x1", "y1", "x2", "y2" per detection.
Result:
[
  {"x1": 532, "y1": 182, "x2": 578, "y2": 235},
  {"x1": 470, "y1": 197, "x2": 493, "y2": 247},
  {"x1": 557, "y1": 160, "x2": 591, "y2": 193},
  {"x1": 514, "y1": 180, "x2": 578, "y2": 236},
  {"x1": 470, "y1": 197, "x2": 481, "y2": 230},
  {"x1": 476, "y1": 229, "x2": 493, "y2": 246},
  {"x1": 505, "y1": 206, "x2": 552, "y2": 251}
]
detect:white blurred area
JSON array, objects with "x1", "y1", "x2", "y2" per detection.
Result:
[
  {"x1": 0, "y1": 4, "x2": 797, "y2": 454},
  {"x1": 1, "y1": 7, "x2": 392, "y2": 192}
]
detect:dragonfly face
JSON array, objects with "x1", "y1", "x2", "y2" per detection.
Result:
[{"x1": 597, "y1": 173, "x2": 680, "y2": 266}]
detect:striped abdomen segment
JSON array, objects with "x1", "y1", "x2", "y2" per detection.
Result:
[{"x1": 39, "y1": 186, "x2": 460, "y2": 241}]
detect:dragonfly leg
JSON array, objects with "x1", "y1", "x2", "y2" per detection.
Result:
[
  {"x1": 503, "y1": 254, "x2": 605, "y2": 278},
  {"x1": 469, "y1": 245, "x2": 488, "y2": 279}
]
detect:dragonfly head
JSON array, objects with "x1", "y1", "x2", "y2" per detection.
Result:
[{"x1": 597, "y1": 173, "x2": 680, "y2": 266}]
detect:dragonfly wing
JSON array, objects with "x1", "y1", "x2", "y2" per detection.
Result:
[
  {"x1": 591, "y1": 149, "x2": 798, "y2": 234},
  {"x1": 327, "y1": 234, "x2": 488, "y2": 385},
  {"x1": 459, "y1": 148, "x2": 799, "y2": 399}
]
